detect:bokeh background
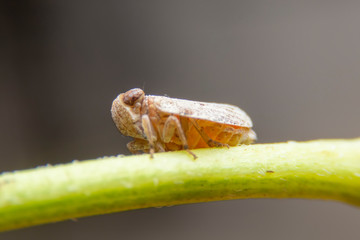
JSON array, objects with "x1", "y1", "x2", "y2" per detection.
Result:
[{"x1": 1, "y1": 1, "x2": 360, "y2": 239}]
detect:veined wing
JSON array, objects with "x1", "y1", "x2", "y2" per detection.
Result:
[{"x1": 150, "y1": 96, "x2": 253, "y2": 127}]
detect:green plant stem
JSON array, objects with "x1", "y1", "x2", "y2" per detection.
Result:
[{"x1": 1, "y1": 138, "x2": 360, "y2": 232}]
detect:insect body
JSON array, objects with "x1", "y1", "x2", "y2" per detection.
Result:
[{"x1": 111, "y1": 88, "x2": 256, "y2": 158}]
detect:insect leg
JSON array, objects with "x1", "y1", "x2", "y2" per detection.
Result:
[
  {"x1": 156, "y1": 142, "x2": 165, "y2": 152},
  {"x1": 162, "y1": 115, "x2": 178, "y2": 143},
  {"x1": 189, "y1": 119, "x2": 230, "y2": 148},
  {"x1": 162, "y1": 115, "x2": 197, "y2": 159},
  {"x1": 127, "y1": 139, "x2": 150, "y2": 154},
  {"x1": 141, "y1": 114, "x2": 158, "y2": 158}
]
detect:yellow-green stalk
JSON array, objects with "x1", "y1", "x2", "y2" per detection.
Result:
[{"x1": 1, "y1": 138, "x2": 360, "y2": 232}]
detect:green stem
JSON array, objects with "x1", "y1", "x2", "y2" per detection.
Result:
[{"x1": 1, "y1": 138, "x2": 360, "y2": 232}]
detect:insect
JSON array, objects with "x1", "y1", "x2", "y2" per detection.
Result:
[{"x1": 111, "y1": 88, "x2": 256, "y2": 158}]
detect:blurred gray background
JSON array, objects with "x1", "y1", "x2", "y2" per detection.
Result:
[{"x1": 1, "y1": 0, "x2": 360, "y2": 239}]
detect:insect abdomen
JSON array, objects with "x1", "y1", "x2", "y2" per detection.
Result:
[{"x1": 185, "y1": 119, "x2": 252, "y2": 149}]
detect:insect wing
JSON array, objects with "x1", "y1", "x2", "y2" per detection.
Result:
[{"x1": 151, "y1": 96, "x2": 253, "y2": 127}]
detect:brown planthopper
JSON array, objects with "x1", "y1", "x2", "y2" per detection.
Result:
[{"x1": 111, "y1": 88, "x2": 256, "y2": 159}]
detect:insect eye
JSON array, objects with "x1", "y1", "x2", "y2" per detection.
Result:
[{"x1": 123, "y1": 88, "x2": 145, "y2": 106}]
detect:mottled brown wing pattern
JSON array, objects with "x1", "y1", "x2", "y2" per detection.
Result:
[{"x1": 150, "y1": 96, "x2": 253, "y2": 128}]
